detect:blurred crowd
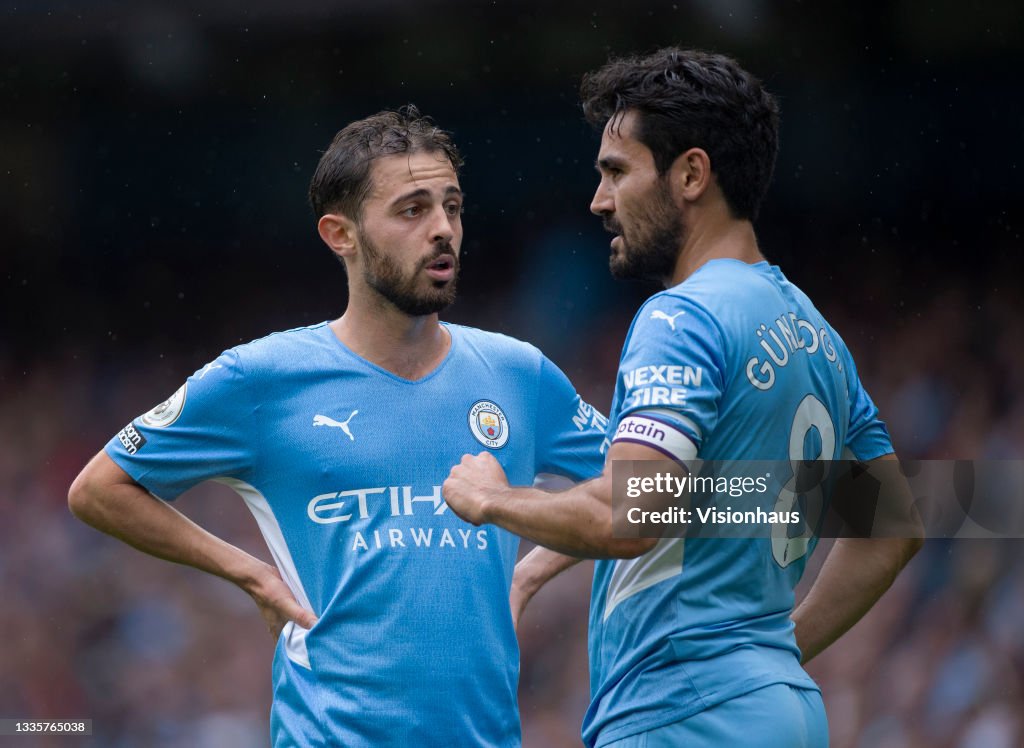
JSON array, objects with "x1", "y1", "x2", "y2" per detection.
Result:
[{"x1": 2, "y1": 234, "x2": 1021, "y2": 748}]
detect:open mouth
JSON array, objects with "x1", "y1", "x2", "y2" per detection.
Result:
[{"x1": 424, "y1": 254, "x2": 456, "y2": 280}]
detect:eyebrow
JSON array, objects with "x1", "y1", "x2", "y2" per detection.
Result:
[
  {"x1": 390, "y1": 185, "x2": 463, "y2": 207},
  {"x1": 596, "y1": 157, "x2": 625, "y2": 173}
]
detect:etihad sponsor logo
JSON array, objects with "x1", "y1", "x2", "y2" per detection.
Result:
[
  {"x1": 307, "y1": 484, "x2": 489, "y2": 552},
  {"x1": 308, "y1": 484, "x2": 447, "y2": 524},
  {"x1": 117, "y1": 423, "x2": 147, "y2": 455},
  {"x1": 350, "y1": 526, "x2": 488, "y2": 552}
]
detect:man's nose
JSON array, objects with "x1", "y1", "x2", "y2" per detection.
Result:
[{"x1": 590, "y1": 180, "x2": 614, "y2": 216}]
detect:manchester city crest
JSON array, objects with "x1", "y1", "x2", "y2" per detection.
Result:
[{"x1": 468, "y1": 400, "x2": 509, "y2": 449}]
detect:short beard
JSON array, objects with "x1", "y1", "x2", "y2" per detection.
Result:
[
  {"x1": 359, "y1": 229, "x2": 458, "y2": 316},
  {"x1": 608, "y1": 182, "x2": 683, "y2": 283}
]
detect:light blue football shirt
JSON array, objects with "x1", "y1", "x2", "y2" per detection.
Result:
[
  {"x1": 105, "y1": 321, "x2": 607, "y2": 748},
  {"x1": 584, "y1": 259, "x2": 893, "y2": 747}
]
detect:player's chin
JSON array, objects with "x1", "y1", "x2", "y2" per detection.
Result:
[
  {"x1": 609, "y1": 253, "x2": 635, "y2": 280},
  {"x1": 420, "y1": 285, "x2": 458, "y2": 314},
  {"x1": 425, "y1": 278, "x2": 457, "y2": 305},
  {"x1": 428, "y1": 276, "x2": 455, "y2": 290}
]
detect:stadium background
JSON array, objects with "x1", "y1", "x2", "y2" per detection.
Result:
[{"x1": 2, "y1": 1, "x2": 1023, "y2": 746}]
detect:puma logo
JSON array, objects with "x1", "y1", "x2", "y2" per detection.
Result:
[
  {"x1": 198, "y1": 362, "x2": 223, "y2": 379},
  {"x1": 650, "y1": 310, "x2": 686, "y2": 331},
  {"x1": 313, "y1": 411, "x2": 359, "y2": 441}
]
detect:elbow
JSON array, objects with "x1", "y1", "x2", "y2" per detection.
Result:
[
  {"x1": 68, "y1": 451, "x2": 139, "y2": 529},
  {"x1": 899, "y1": 512, "x2": 925, "y2": 564},
  {"x1": 878, "y1": 535, "x2": 923, "y2": 580},
  {"x1": 580, "y1": 511, "x2": 658, "y2": 559},
  {"x1": 600, "y1": 537, "x2": 658, "y2": 559},
  {"x1": 904, "y1": 534, "x2": 924, "y2": 562},
  {"x1": 68, "y1": 468, "x2": 102, "y2": 524},
  {"x1": 590, "y1": 508, "x2": 659, "y2": 558}
]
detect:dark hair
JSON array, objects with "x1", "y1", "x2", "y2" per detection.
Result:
[
  {"x1": 308, "y1": 105, "x2": 463, "y2": 220},
  {"x1": 581, "y1": 47, "x2": 779, "y2": 221}
]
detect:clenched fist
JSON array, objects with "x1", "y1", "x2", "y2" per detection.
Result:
[{"x1": 443, "y1": 452, "x2": 510, "y2": 526}]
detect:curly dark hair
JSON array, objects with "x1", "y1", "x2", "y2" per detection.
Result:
[
  {"x1": 308, "y1": 105, "x2": 463, "y2": 220},
  {"x1": 581, "y1": 47, "x2": 779, "y2": 221}
]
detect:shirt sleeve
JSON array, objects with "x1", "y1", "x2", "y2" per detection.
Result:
[
  {"x1": 610, "y1": 295, "x2": 726, "y2": 459},
  {"x1": 533, "y1": 355, "x2": 608, "y2": 482},
  {"x1": 837, "y1": 339, "x2": 894, "y2": 461},
  {"x1": 104, "y1": 349, "x2": 256, "y2": 501}
]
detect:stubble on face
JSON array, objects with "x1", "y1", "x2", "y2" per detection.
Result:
[
  {"x1": 359, "y1": 227, "x2": 459, "y2": 316},
  {"x1": 606, "y1": 178, "x2": 684, "y2": 282}
]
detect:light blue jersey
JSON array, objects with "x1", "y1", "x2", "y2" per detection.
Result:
[
  {"x1": 584, "y1": 259, "x2": 892, "y2": 748},
  {"x1": 106, "y1": 321, "x2": 607, "y2": 748}
]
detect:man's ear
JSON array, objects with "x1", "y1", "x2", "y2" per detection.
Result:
[
  {"x1": 669, "y1": 147, "x2": 712, "y2": 204},
  {"x1": 317, "y1": 213, "x2": 359, "y2": 262}
]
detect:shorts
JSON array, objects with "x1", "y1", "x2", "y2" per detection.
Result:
[{"x1": 601, "y1": 684, "x2": 828, "y2": 748}]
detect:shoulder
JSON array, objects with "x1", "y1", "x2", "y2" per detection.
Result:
[
  {"x1": 674, "y1": 260, "x2": 777, "y2": 309},
  {"x1": 645, "y1": 260, "x2": 783, "y2": 342},
  {"x1": 447, "y1": 323, "x2": 545, "y2": 370},
  {"x1": 627, "y1": 287, "x2": 725, "y2": 349},
  {"x1": 230, "y1": 321, "x2": 336, "y2": 377}
]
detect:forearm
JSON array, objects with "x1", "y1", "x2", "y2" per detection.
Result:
[
  {"x1": 513, "y1": 545, "x2": 582, "y2": 599},
  {"x1": 792, "y1": 536, "x2": 921, "y2": 664},
  {"x1": 487, "y1": 480, "x2": 651, "y2": 559},
  {"x1": 445, "y1": 446, "x2": 662, "y2": 558},
  {"x1": 69, "y1": 454, "x2": 267, "y2": 592},
  {"x1": 509, "y1": 546, "x2": 584, "y2": 631}
]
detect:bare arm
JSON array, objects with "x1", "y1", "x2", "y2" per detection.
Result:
[
  {"x1": 68, "y1": 450, "x2": 317, "y2": 637},
  {"x1": 510, "y1": 547, "x2": 582, "y2": 630},
  {"x1": 792, "y1": 454, "x2": 923, "y2": 664},
  {"x1": 443, "y1": 441, "x2": 669, "y2": 559}
]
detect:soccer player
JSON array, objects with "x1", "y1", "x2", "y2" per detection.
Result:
[
  {"x1": 443, "y1": 49, "x2": 923, "y2": 747},
  {"x1": 67, "y1": 106, "x2": 607, "y2": 747}
]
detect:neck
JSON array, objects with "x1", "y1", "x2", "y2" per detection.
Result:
[
  {"x1": 330, "y1": 286, "x2": 450, "y2": 380},
  {"x1": 666, "y1": 208, "x2": 764, "y2": 288}
]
